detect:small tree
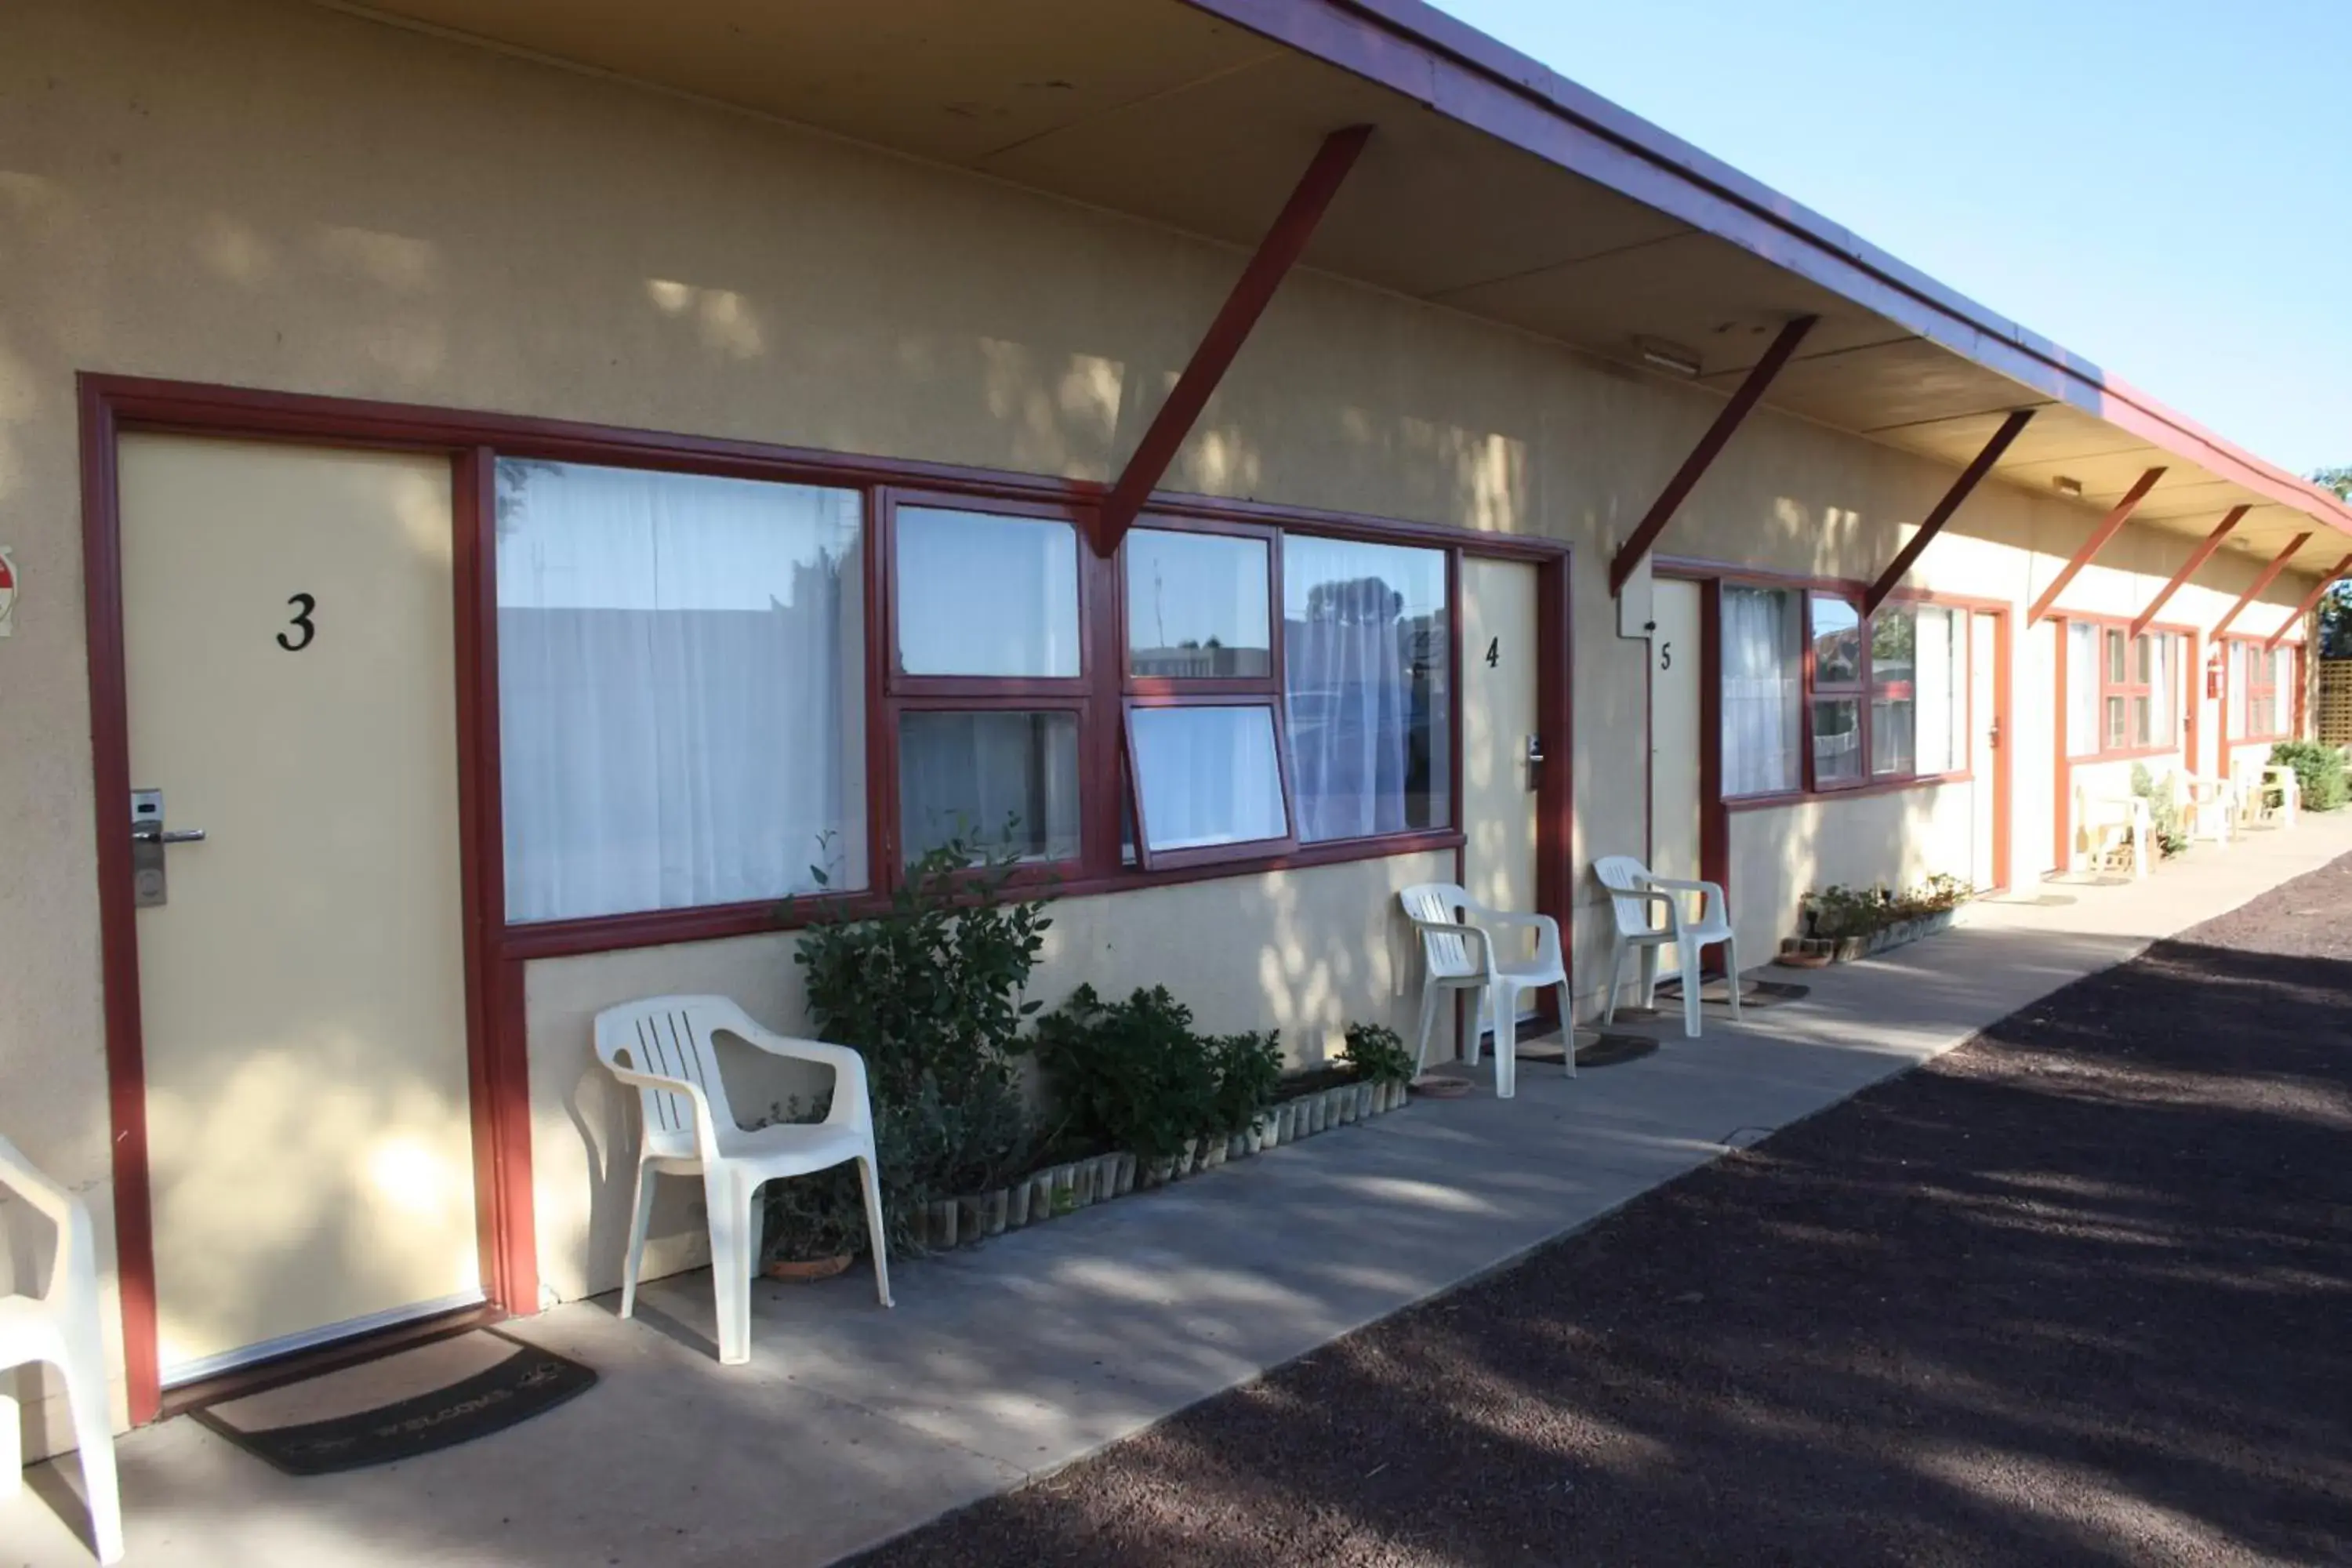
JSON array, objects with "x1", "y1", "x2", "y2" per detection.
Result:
[{"x1": 2317, "y1": 469, "x2": 2352, "y2": 657}]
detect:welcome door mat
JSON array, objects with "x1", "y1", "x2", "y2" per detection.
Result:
[
  {"x1": 1613, "y1": 978, "x2": 1809, "y2": 1019},
  {"x1": 189, "y1": 1328, "x2": 596, "y2": 1476},
  {"x1": 1513, "y1": 1029, "x2": 1661, "y2": 1069}
]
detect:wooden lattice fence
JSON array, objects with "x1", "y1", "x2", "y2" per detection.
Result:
[{"x1": 2319, "y1": 658, "x2": 2352, "y2": 748}]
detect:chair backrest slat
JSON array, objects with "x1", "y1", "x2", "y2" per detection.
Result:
[
  {"x1": 597, "y1": 996, "x2": 749, "y2": 1155},
  {"x1": 1592, "y1": 855, "x2": 1657, "y2": 937},
  {"x1": 1398, "y1": 882, "x2": 1484, "y2": 978}
]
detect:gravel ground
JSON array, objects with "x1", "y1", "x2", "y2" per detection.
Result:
[{"x1": 847, "y1": 857, "x2": 2352, "y2": 1567}]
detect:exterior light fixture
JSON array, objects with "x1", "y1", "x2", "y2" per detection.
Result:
[
  {"x1": 1635, "y1": 337, "x2": 1703, "y2": 377},
  {"x1": 2052, "y1": 475, "x2": 2084, "y2": 497}
]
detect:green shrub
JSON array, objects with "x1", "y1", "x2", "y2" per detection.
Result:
[
  {"x1": 772, "y1": 834, "x2": 1050, "y2": 1258},
  {"x1": 1208, "y1": 1029, "x2": 1284, "y2": 1134},
  {"x1": 1026, "y1": 985, "x2": 1220, "y2": 1161},
  {"x1": 1340, "y1": 1022, "x2": 1416, "y2": 1086},
  {"x1": 1802, "y1": 873, "x2": 1975, "y2": 939},
  {"x1": 2270, "y1": 739, "x2": 2348, "y2": 812},
  {"x1": 2129, "y1": 763, "x2": 2190, "y2": 858}
]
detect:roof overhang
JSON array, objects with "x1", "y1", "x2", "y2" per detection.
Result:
[{"x1": 315, "y1": 0, "x2": 2352, "y2": 562}]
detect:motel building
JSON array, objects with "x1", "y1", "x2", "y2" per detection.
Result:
[{"x1": 4, "y1": 0, "x2": 2350, "y2": 1461}]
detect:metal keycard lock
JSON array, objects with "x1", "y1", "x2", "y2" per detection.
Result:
[
  {"x1": 130, "y1": 788, "x2": 207, "y2": 909},
  {"x1": 1526, "y1": 733, "x2": 1546, "y2": 792}
]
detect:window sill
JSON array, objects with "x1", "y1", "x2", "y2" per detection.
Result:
[
  {"x1": 496, "y1": 829, "x2": 1467, "y2": 960},
  {"x1": 1726, "y1": 770, "x2": 1972, "y2": 811},
  {"x1": 2063, "y1": 744, "x2": 2184, "y2": 765}
]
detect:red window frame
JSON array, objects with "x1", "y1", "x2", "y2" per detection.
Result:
[
  {"x1": 2229, "y1": 636, "x2": 2292, "y2": 742},
  {"x1": 2061, "y1": 616, "x2": 2183, "y2": 760}
]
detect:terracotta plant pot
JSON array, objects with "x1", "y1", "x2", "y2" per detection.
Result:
[{"x1": 764, "y1": 1253, "x2": 852, "y2": 1282}]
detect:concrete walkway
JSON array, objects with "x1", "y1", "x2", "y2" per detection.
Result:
[{"x1": 14, "y1": 815, "x2": 2352, "y2": 1568}]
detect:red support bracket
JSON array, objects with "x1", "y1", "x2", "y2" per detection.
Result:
[
  {"x1": 1094, "y1": 125, "x2": 1373, "y2": 559},
  {"x1": 1860, "y1": 408, "x2": 2034, "y2": 617},
  {"x1": 2211, "y1": 532, "x2": 2311, "y2": 641},
  {"x1": 2130, "y1": 505, "x2": 2248, "y2": 637},
  {"x1": 2027, "y1": 466, "x2": 2165, "y2": 626},
  {"x1": 2262, "y1": 550, "x2": 2348, "y2": 650},
  {"x1": 1609, "y1": 314, "x2": 1817, "y2": 596}
]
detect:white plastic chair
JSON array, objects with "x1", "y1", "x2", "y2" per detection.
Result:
[
  {"x1": 1, "y1": 1136, "x2": 123, "y2": 1565},
  {"x1": 1397, "y1": 884, "x2": 1567, "y2": 1099},
  {"x1": 2165, "y1": 771, "x2": 2235, "y2": 844},
  {"x1": 594, "y1": 996, "x2": 890, "y2": 1366},
  {"x1": 2231, "y1": 755, "x2": 2299, "y2": 829},
  {"x1": 2073, "y1": 785, "x2": 2150, "y2": 879},
  {"x1": 1593, "y1": 855, "x2": 1740, "y2": 1040}
]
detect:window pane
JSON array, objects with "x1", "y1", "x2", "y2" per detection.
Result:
[
  {"x1": 495, "y1": 459, "x2": 866, "y2": 921},
  {"x1": 1722, "y1": 586, "x2": 1802, "y2": 795},
  {"x1": 1283, "y1": 535, "x2": 1450, "y2": 840},
  {"x1": 2147, "y1": 634, "x2": 2172, "y2": 746},
  {"x1": 1867, "y1": 605, "x2": 1915, "y2": 776},
  {"x1": 2132, "y1": 696, "x2": 2152, "y2": 746},
  {"x1": 1127, "y1": 529, "x2": 1271, "y2": 678},
  {"x1": 1913, "y1": 606, "x2": 1962, "y2": 775},
  {"x1": 1131, "y1": 706, "x2": 1287, "y2": 852},
  {"x1": 2067, "y1": 622, "x2": 2098, "y2": 757},
  {"x1": 1813, "y1": 697, "x2": 1862, "y2": 782},
  {"x1": 1811, "y1": 595, "x2": 1861, "y2": 684},
  {"x1": 898, "y1": 710, "x2": 1080, "y2": 864},
  {"x1": 2228, "y1": 641, "x2": 2248, "y2": 736},
  {"x1": 2105, "y1": 695, "x2": 2126, "y2": 750},
  {"x1": 896, "y1": 508, "x2": 1080, "y2": 677},
  {"x1": 2134, "y1": 633, "x2": 2154, "y2": 684},
  {"x1": 2106, "y1": 629, "x2": 2126, "y2": 684}
]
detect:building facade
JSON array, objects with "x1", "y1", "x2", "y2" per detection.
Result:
[{"x1": 4, "y1": 0, "x2": 2347, "y2": 1453}]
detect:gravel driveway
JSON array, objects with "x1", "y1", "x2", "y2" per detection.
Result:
[{"x1": 846, "y1": 855, "x2": 2352, "y2": 1567}]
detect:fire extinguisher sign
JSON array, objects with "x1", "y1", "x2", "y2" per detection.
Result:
[{"x1": 0, "y1": 545, "x2": 15, "y2": 638}]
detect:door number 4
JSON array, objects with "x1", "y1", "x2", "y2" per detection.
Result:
[{"x1": 1485, "y1": 637, "x2": 1500, "y2": 669}]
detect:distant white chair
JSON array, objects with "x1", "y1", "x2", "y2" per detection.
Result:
[
  {"x1": 593, "y1": 996, "x2": 891, "y2": 1366},
  {"x1": 2166, "y1": 771, "x2": 2236, "y2": 844},
  {"x1": 2231, "y1": 754, "x2": 2299, "y2": 830},
  {"x1": 1, "y1": 1136, "x2": 123, "y2": 1565},
  {"x1": 2072, "y1": 784, "x2": 2151, "y2": 879},
  {"x1": 1592, "y1": 855, "x2": 1740, "y2": 1040},
  {"x1": 1397, "y1": 883, "x2": 1568, "y2": 1099}
]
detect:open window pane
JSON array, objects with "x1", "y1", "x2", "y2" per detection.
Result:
[
  {"x1": 1131, "y1": 705, "x2": 1288, "y2": 854},
  {"x1": 1722, "y1": 586, "x2": 1802, "y2": 795},
  {"x1": 2107, "y1": 628, "x2": 2127, "y2": 684},
  {"x1": 2067, "y1": 622, "x2": 2098, "y2": 757},
  {"x1": 898, "y1": 710, "x2": 1080, "y2": 865},
  {"x1": 1913, "y1": 605, "x2": 1963, "y2": 775},
  {"x1": 1283, "y1": 535, "x2": 1450, "y2": 841},
  {"x1": 496, "y1": 458, "x2": 866, "y2": 921},
  {"x1": 1126, "y1": 528, "x2": 1271, "y2": 678},
  {"x1": 895, "y1": 508, "x2": 1080, "y2": 677},
  {"x1": 2105, "y1": 695, "x2": 2127, "y2": 750},
  {"x1": 1813, "y1": 697, "x2": 1862, "y2": 783},
  {"x1": 1811, "y1": 595, "x2": 1861, "y2": 685}
]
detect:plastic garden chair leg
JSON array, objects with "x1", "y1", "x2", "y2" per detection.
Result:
[
  {"x1": 1, "y1": 1391, "x2": 18, "y2": 1501},
  {"x1": 65, "y1": 1324, "x2": 124, "y2": 1565},
  {"x1": 1412, "y1": 979, "x2": 1443, "y2": 1075},
  {"x1": 1723, "y1": 936, "x2": 1744, "y2": 1023},
  {"x1": 1557, "y1": 981, "x2": 1577, "y2": 1079},
  {"x1": 619, "y1": 1161, "x2": 656, "y2": 1320},
  {"x1": 857, "y1": 1155, "x2": 893, "y2": 1308},
  {"x1": 1601, "y1": 935, "x2": 1628, "y2": 1025},
  {"x1": 1638, "y1": 945, "x2": 1659, "y2": 1009},
  {"x1": 1678, "y1": 935, "x2": 1703, "y2": 1037},
  {"x1": 1490, "y1": 984, "x2": 1519, "y2": 1099},
  {"x1": 704, "y1": 1170, "x2": 754, "y2": 1366}
]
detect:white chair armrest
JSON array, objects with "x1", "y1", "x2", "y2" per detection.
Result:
[
  {"x1": 1472, "y1": 906, "x2": 1563, "y2": 969},
  {"x1": 1412, "y1": 917, "x2": 1494, "y2": 971},
  {"x1": 1644, "y1": 875, "x2": 1726, "y2": 924},
  {"x1": 0, "y1": 1134, "x2": 76, "y2": 1229},
  {"x1": 604, "y1": 1061, "x2": 725, "y2": 1156},
  {"x1": 729, "y1": 1027, "x2": 875, "y2": 1131}
]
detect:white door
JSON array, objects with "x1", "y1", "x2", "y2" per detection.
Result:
[
  {"x1": 122, "y1": 434, "x2": 481, "y2": 1385},
  {"x1": 1461, "y1": 557, "x2": 1541, "y2": 1039},
  {"x1": 1969, "y1": 611, "x2": 2001, "y2": 890},
  {"x1": 1648, "y1": 579, "x2": 1703, "y2": 976}
]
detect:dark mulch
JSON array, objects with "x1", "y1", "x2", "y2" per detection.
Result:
[{"x1": 848, "y1": 856, "x2": 2352, "y2": 1567}]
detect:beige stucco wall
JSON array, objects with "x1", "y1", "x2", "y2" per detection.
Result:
[
  {"x1": 0, "y1": 0, "x2": 2328, "y2": 1445},
  {"x1": 523, "y1": 852, "x2": 1446, "y2": 1305},
  {"x1": 1721, "y1": 783, "x2": 1979, "y2": 969}
]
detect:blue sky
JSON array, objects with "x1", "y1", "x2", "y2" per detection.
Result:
[{"x1": 1429, "y1": 0, "x2": 2351, "y2": 477}]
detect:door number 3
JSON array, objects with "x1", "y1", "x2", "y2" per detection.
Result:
[{"x1": 277, "y1": 592, "x2": 317, "y2": 652}]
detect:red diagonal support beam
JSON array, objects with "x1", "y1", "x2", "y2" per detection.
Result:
[
  {"x1": 1609, "y1": 314, "x2": 1817, "y2": 596},
  {"x1": 2130, "y1": 505, "x2": 2248, "y2": 637},
  {"x1": 1094, "y1": 124, "x2": 1372, "y2": 558},
  {"x1": 2211, "y1": 532, "x2": 2311, "y2": 641},
  {"x1": 1861, "y1": 408, "x2": 2034, "y2": 617},
  {"x1": 2026, "y1": 466, "x2": 2166, "y2": 626},
  {"x1": 2265, "y1": 552, "x2": 2352, "y2": 650}
]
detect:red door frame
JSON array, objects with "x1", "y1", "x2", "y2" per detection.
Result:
[{"x1": 78, "y1": 377, "x2": 537, "y2": 1425}]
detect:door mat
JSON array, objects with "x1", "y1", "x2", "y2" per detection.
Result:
[
  {"x1": 1614, "y1": 978, "x2": 1810, "y2": 1018},
  {"x1": 188, "y1": 1328, "x2": 596, "y2": 1477},
  {"x1": 1982, "y1": 892, "x2": 2077, "y2": 907},
  {"x1": 1513, "y1": 1029, "x2": 1661, "y2": 1069}
]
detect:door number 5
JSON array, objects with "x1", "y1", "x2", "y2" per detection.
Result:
[
  {"x1": 277, "y1": 592, "x2": 317, "y2": 652},
  {"x1": 1657, "y1": 640, "x2": 1672, "y2": 671}
]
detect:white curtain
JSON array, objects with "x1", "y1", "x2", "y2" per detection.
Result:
[
  {"x1": 899, "y1": 711, "x2": 1078, "y2": 862},
  {"x1": 1283, "y1": 537, "x2": 1446, "y2": 841},
  {"x1": 2228, "y1": 641, "x2": 2250, "y2": 736},
  {"x1": 1130, "y1": 706, "x2": 1287, "y2": 851},
  {"x1": 2067, "y1": 622, "x2": 2098, "y2": 756},
  {"x1": 2147, "y1": 633, "x2": 2173, "y2": 746},
  {"x1": 1914, "y1": 606, "x2": 1960, "y2": 774},
  {"x1": 496, "y1": 459, "x2": 866, "y2": 921},
  {"x1": 1722, "y1": 587, "x2": 1800, "y2": 794}
]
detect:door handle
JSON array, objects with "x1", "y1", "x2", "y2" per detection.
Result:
[{"x1": 132, "y1": 826, "x2": 208, "y2": 844}]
